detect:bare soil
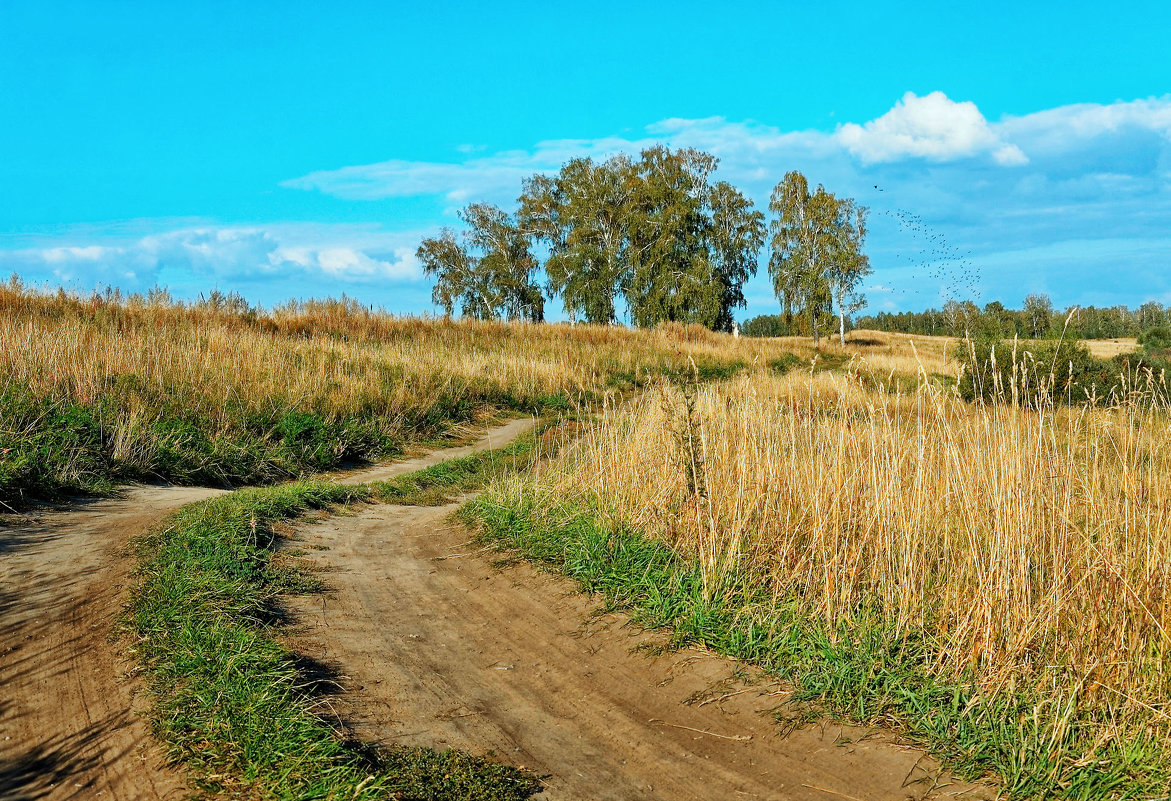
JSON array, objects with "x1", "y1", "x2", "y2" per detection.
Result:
[
  {"x1": 282, "y1": 506, "x2": 991, "y2": 798},
  {"x1": 1, "y1": 485, "x2": 222, "y2": 801},
  {"x1": 0, "y1": 418, "x2": 532, "y2": 801}
]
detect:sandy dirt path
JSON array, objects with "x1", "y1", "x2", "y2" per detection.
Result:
[
  {"x1": 1, "y1": 486, "x2": 223, "y2": 801},
  {"x1": 0, "y1": 417, "x2": 534, "y2": 801},
  {"x1": 284, "y1": 503, "x2": 989, "y2": 798}
]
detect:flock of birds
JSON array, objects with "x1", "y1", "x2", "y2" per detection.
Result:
[{"x1": 871, "y1": 185, "x2": 981, "y2": 304}]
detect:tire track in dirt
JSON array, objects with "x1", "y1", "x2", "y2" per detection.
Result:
[
  {"x1": 1, "y1": 486, "x2": 222, "y2": 801},
  {"x1": 0, "y1": 417, "x2": 535, "y2": 801},
  {"x1": 282, "y1": 486, "x2": 992, "y2": 798}
]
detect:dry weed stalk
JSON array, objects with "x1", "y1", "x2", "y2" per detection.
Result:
[{"x1": 552, "y1": 365, "x2": 1171, "y2": 728}]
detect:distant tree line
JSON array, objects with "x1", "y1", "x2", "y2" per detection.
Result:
[
  {"x1": 740, "y1": 311, "x2": 840, "y2": 338},
  {"x1": 853, "y1": 295, "x2": 1171, "y2": 340},
  {"x1": 417, "y1": 147, "x2": 868, "y2": 339}
]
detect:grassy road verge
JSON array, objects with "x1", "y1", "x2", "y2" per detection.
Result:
[
  {"x1": 462, "y1": 488, "x2": 1169, "y2": 801},
  {"x1": 126, "y1": 432, "x2": 551, "y2": 800}
]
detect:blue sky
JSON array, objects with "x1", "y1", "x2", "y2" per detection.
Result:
[{"x1": 2, "y1": 0, "x2": 1170, "y2": 320}]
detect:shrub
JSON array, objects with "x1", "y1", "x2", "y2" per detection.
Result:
[
  {"x1": 1139, "y1": 325, "x2": 1171, "y2": 353},
  {"x1": 955, "y1": 337, "x2": 1119, "y2": 404}
]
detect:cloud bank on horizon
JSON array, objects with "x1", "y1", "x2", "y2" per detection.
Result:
[{"x1": 8, "y1": 91, "x2": 1171, "y2": 316}]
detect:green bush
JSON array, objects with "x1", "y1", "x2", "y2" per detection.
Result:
[
  {"x1": 1139, "y1": 325, "x2": 1171, "y2": 353},
  {"x1": 955, "y1": 338, "x2": 1119, "y2": 404}
]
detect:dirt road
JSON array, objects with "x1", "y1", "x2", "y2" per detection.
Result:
[
  {"x1": 283, "y1": 504, "x2": 988, "y2": 799},
  {"x1": 0, "y1": 418, "x2": 533, "y2": 801},
  {"x1": 3, "y1": 414, "x2": 988, "y2": 800},
  {"x1": 1, "y1": 486, "x2": 222, "y2": 801}
]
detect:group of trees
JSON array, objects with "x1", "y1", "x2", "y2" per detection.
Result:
[
  {"x1": 519, "y1": 147, "x2": 767, "y2": 331},
  {"x1": 417, "y1": 204, "x2": 544, "y2": 323},
  {"x1": 417, "y1": 148, "x2": 869, "y2": 339},
  {"x1": 854, "y1": 296, "x2": 1171, "y2": 341},
  {"x1": 740, "y1": 312, "x2": 838, "y2": 338},
  {"x1": 767, "y1": 172, "x2": 869, "y2": 345}
]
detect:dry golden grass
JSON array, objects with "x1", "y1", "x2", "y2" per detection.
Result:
[
  {"x1": 766, "y1": 329, "x2": 957, "y2": 377},
  {"x1": 0, "y1": 283, "x2": 806, "y2": 499},
  {"x1": 0, "y1": 286, "x2": 805, "y2": 412},
  {"x1": 1084, "y1": 337, "x2": 1141, "y2": 359},
  {"x1": 546, "y1": 367, "x2": 1171, "y2": 734}
]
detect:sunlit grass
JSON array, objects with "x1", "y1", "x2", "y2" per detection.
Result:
[
  {"x1": 0, "y1": 283, "x2": 797, "y2": 504},
  {"x1": 470, "y1": 365, "x2": 1171, "y2": 797}
]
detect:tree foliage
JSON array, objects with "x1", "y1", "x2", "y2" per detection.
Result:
[
  {"x1": 741, "y1": 311, "x2": 838, "y2": 338},
  {"x1": 417, "y1": 204, "x2": 543, "y2": 322},
  {"x1": 518, "y1": 147, "x2": 765, "y2": 331},
  {"x1": 768, "y1": 171, "x2": 867, "y2": 345},
  {"x1": 425, "y1": 147, "x2": 766, "y2": 331},
  {"x1": 857, "y1": 297, "x2": 1171, "y2": 342},
  {"x1": 623, "y1": 147, "x2": 765, "y2": 330},
  {"x1": 518, "y1": 157, "x2": 633, "y2": 325}
]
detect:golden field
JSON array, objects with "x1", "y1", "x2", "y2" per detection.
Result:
[
  {"x1": 7, "y1": 282, "x2": 1170, "y2": 793},
  {"x1": 0, "y1": 283, "x2": 804, "y2": 500},
  {"x1": 517, "y1": 355, "x2": 1171, "y2": 783}
]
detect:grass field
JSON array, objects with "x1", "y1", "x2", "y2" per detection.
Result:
[
  {"x1": 468, "y1": 359, "x2": 1171, "y2": 798},
  {"x1": 1084, "y1": 337, "x2": 1142, "y2": 359},
  {"x1": 7, "y1": 283, "x2": 1168, "y2": 798},
  {"x1": 0, "y1": 283, "x2": 799, "y2": 506}
]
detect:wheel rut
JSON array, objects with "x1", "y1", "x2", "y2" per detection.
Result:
[
  {"x1": 0, "y1": 418, "x2": 533, "y2": 800},
  {"x1": 282, "y1": 444, "x2": 991, "y2": 800}
]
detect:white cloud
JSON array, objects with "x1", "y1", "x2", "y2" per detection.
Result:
[
  {"x1": 282, "y1": 159, "x2": 536, "y2": 203},
  {"x1": 3, "y1": 224, "x2": 424, "y2": 293},
  {"x1": 999, "y1": 96, "x2": 1171, "y2": 151},
  {"x1": 282, "y1": 245, "x2": 420, "y2": 280},
  {"x1": 836, "y1": 91, "x2": 1028, "y2": 165},
  {"x1": 42, "y1": 245, "x2": 107, "y2": 263}
]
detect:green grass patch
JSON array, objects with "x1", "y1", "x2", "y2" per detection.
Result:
[
  {"x1": 0, "y1": 373, "x2": 575, "y2": 508},
  {"x1": 373, "y1": 427, "x2": 543, "y2": 506},
  {"x1": 462, "y1": 490, "x2": 1170, "y2": 800},
  {"x1": 127, "y1": 480, "x2": 541, "y2": 800},
  {"x1": 768, "y1": 352, "x2": 803, "y2": 375},
  {"x1": 769, "y1": 351, "x2": 849, "y2": 376}
]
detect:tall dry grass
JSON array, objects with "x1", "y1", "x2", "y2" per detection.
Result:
[
  {"x1": 0, "y1": 282, "x2": 798, "y2": 502},
  {"x1": 547, "y1": 364, "x2": 1171, "y2": 734},
  {"x1": 771, "y1": 329, "x2": 957, "y2": 377},
  {"x1": 0, "y1": 286, "x2": 745, "y2": 412}
]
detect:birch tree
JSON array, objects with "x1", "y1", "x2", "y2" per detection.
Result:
[
  {"x1": 826, "y1": 198, "x2": 870, "y2": 346},
  {"x1": 768, "y1": 171, "x2": 834, "y2": 345},
  {"x1": 518, "y1": 156, "x2": 633, "y2": 324},
  {"x1": 624, "y1": 147, "x2": 763, "y2": 331},
  {"x1": 417, "y1": 203, "x2": 543, "y2": 321},
  {"x1": 769, "y1": 172, "x2": 870, "y2": 346}
]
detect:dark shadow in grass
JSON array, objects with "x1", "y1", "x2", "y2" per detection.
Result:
[
  {"x1": 289, "y1": 651, "x2": 351, "y2": 710},
  {"x1": 845, "y1": 337, "x2": 884, "y2": 347},
  {"x1": 284, "y1": 651, "x2": 388, "y2": 771}
]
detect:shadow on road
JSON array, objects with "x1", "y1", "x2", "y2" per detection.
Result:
[{"x1": 0, "y1": 703, "x2": 151, "y2": 800}]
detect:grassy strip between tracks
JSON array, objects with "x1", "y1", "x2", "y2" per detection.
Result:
[
  {"x1": 126, "y1": 431, "x2": 550, "y2": 800},
  {"x1": 461, "y1": 488, "x2": 1171, "y2": 801}
]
